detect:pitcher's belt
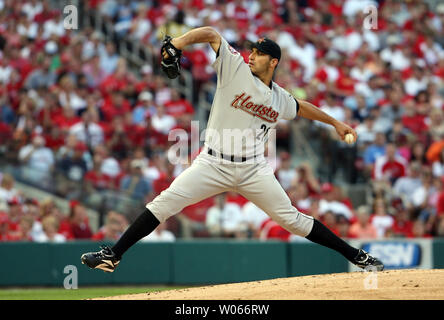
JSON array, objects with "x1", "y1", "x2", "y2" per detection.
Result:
[{"x1": 207, "y1": 148, "x2": 258, "y2": 163}]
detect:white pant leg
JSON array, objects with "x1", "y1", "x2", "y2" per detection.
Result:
[
  {"x1": 236, "y1": 162, "x2": 314, "y2": 237},
  {"x1": 146, "y1": 154, "x2": 233, "y2": 223}
]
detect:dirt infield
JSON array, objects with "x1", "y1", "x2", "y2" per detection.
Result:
[{"x1": 97, "y1": 269, "x2": 444, "y2": 300}]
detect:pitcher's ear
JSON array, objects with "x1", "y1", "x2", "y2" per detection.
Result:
[{"x1": 271, "y1": 57, "x2": 279, "y2": 68}]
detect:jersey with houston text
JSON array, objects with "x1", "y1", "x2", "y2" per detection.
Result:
[{"x1": 205, "y1": 37, "x2": 298, "y2": 158}]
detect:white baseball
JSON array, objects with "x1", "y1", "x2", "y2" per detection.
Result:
[{"x1": 344, "y1": 133, "x2": 355, "y2": 144}]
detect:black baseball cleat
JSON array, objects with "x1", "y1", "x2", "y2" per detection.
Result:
[
  {"x1": 352, "y1": 249, "x2": 384, "y2": 271},
  {"x1": 81, "y1": 245, "x2": 120, "y2": 272}
]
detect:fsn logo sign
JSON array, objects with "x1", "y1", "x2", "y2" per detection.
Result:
[
  {"x1": 63, "y1": 5, "x2": 78, "y2": 30},
  {"x1": 362, "y1": 243, "x2": 421, "y2": 269}
]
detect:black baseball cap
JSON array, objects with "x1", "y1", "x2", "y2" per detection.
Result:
[{"x1": 249, "y1": 38, "x2": 281, "y2": 61}]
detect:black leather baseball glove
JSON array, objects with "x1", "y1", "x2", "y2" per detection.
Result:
[{"x1": 160, "y1": 35, "x2": 182, "y2": 79}]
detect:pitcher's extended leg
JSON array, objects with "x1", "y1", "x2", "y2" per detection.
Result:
[
  {"x1": 115, "y1": 158, "x2": 232, "y2": 257},
  {"x1": 237, "y1": 167, "x2": 383, "y2": 270},
  {"x1": 81, "y1": 156, "x2": 233, "y2": 271}
]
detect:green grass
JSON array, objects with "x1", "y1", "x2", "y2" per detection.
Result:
[{"x1": 0, "y1": 286, "x2": 185, "y2": 300}]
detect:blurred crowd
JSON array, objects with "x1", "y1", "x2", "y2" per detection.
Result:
[{"x1": 1, "y1": 0, "x2": 444, "y2": 243}]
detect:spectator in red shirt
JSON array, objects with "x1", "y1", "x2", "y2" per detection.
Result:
[
  {"x1": 134, "y1": 64, "x2": 155, "y2": 94},
  {"x1": 52, "y1": 106, "x2": 81, "y2": 129},
  {"x1": 401, "y1": 99, "x2": 428, "y2": 137},
  {"x1": 328, "y1": 0, "x2": 343, "y2": 18},
  {"x1": 101, "y1": 91, "x2": 131, "y2": 123},
  {"x1": 33, "y1": 0, "x2": 57, "y2": 24},
  {"x1": 0, "y1": 212, "x2": 15, "y2": 241},
  {"x1": 186, "y1": 47, "x2": 211, "y2": 82},
  {"x1": 334, "y1": 63, "x2": 356, "y2": 97},
  {"x1": 43, "y1": 126, "x2": 65, "y2": 151},
  {"x1": 391, "y1": 206, "x2": 414, "y2": 238},
  {"x1": 36, "y1": 92, "x2": 60, "y2": 127},
  {"x1": 6, "y1": 198, "x2": 22, "y2": 233},
  {"x1": 106, "y1": 115, "x2": 132, "y2": 160},
  {"x1": 60, "y1": 201, "x2": 92, "y2": 239},
  {"x1": 84, "y1": 154, "x2": 112, "y2": 191},
  {"x1": 101, "y1": 58, "x2": 136, "y2": 97},
  {"x1": 163, "y1": 88, "x2": 194, "y2": 120},
  {"x1": 374, "y1": 143, "x2": 407, "y2": 184}
]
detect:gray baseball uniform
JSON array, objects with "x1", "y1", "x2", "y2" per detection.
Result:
[{"x1": 147, "y1": 37, "x2": 314, "y2": 237}]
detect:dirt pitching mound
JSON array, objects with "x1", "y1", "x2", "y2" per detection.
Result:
[{"x1": 98, "y1": 269, "x2": 444, "y2": 300}]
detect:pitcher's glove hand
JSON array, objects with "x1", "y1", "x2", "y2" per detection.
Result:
[{"x1": 160, "y1": 36, "x2": 182, "y2": 79}]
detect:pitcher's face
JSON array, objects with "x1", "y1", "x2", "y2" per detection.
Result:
[{"x1": 248, "y1": 48, "x2": 277, "y2": 76}]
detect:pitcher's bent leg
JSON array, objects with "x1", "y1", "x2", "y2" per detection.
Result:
[
  {"x1": 147, "y1": 158, "x2": 232, "y2": 223},
  {"x1": 237, "y1": 166, "x2": 362, "y2": 262},
  {"x1": 238, "y1": 172, "x2": 314, "y2": 237}
]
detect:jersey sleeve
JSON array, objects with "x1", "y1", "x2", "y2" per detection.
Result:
[
  {"x1": 281, "y1": 92, "x2": 299, "y2": 120},
  {"x1": 212, "y1": 37, "x2": 245, "y2": 88}
]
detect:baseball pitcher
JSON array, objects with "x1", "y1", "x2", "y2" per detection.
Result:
[{"x1": 81, "y1": 27, "x2": 383, "y2": 273}]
